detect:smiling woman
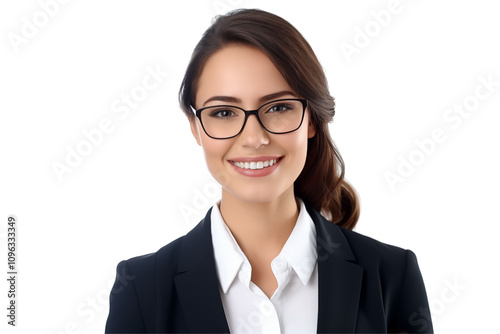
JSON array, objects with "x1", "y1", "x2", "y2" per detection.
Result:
[{"x1": 105, "y1": 8, "x2": 433, "y2": 334}]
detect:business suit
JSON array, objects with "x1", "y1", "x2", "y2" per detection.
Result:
[{"x1": 105, "y1": 202, "x2": 433, "y2": 333}]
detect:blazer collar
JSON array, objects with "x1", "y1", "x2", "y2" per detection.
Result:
[{"x1": 174, "y1": 202, "x2": 363, "y2": 333}]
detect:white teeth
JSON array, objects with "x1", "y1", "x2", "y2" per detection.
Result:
[{"x1": 233, "y1": 158, "x2": 278, "y2": 170}]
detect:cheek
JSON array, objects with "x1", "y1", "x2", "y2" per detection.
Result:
[
  {"x1": 200, "y1": 136, "x2": 229, "y2": 161},
  {"x1": 289, "y1": 122, "x2": 310, "y2": 154},
  {"x1": 273, "y1": 130, "x2": 309, "y2": 177},
  {"x1": 285, "y1": 126, "x2": 310, "y2": 172},
  {"x1": 295, "y1": 136, "x2": 309, "y2": 167},
  {"x1": 199, "y1": 136, "x2": 233, "y2": 182}
]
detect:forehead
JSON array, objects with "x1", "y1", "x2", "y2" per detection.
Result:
[{"x1": 195, "y1": 44, "x2": 294, "y2": 107}]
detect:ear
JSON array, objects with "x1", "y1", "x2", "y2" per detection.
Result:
[{"x1": 189, "y1": 117, "x2": 202, "y2": 146}]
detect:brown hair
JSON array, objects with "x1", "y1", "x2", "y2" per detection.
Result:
[{"x1": 179, "y1": 8, "x2": 359, "y2": 229}]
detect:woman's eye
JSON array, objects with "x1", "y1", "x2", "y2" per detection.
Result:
[
  {"x1": 210, "y1": 109, "x2": 235, "y2": 118},
  {"x1": 268, "y1": 104, "x2": 292, "y2": 113}
]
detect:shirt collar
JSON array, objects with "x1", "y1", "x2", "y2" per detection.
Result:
[{"x1": 211, "y1": 197, "x2": 318, "y2": 294}]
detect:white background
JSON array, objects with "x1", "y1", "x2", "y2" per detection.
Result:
[{"x1": 1, "y1": 0, "x2": 499, "y2": 333}]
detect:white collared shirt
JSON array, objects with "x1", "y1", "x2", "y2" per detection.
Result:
[{"x1": 210, "y1": 197, "x2": 318, "y2": 333}]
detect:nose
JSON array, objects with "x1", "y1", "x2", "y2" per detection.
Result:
[{"x1": 238, "y1": 114, "x2": 269, "y2": 147}]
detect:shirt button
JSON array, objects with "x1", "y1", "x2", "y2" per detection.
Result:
[{"x1": 273, "y1": 258, "x2": 288, "y2": 273}]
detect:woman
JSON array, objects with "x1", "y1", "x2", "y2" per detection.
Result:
[{"x1": 106, "y1": 8, "x2": 433, "y2": 333}]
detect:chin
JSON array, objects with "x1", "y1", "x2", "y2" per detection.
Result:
[{"x1": 224, "y1": 180, "x2": 295, "y2": 204}]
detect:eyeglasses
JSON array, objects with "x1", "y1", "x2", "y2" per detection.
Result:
[{"x1": 192, "y1": 98, "x2": 308, "y2": 139}]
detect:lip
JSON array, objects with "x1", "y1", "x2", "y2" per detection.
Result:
[
  {"x1": 229, "y1": 155, "x2": 282, "y2": 163},
  {"x1": 228, "y1": 156, "x2": 283, "y2": 177}
]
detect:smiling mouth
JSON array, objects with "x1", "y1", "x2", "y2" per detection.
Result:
[{"x1": 230, "y1": 157, "x2": 282, "y2": 170}]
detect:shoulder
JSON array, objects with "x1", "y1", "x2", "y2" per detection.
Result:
[
  {"x1": 120, "y1": 234, "x2": 186, "y2": 278},
  {"x1": 336, "y1": 227, "x2": 432, "y2": 332},
  {"x1": 118, "y1": 208, "x2": 213, "y2": 281},
  {"x1": 311, "y1": 200, "x2": 418, "y2": 271},
  {"x1": 341, "y1": 227, "x2": 414, "y2": 261},
  {"x1": 106, "y1": 234, "x2": 192, "y2": 332},
  {"x1": 336, "y1": 226, "x2": 426, "y2": 306},
  {"x1": 339, "y1": 226, "x2": 420, "y2": 276}
]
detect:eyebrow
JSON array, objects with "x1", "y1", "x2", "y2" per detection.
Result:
[{"x1": 202, "y1": 90, "x2": 297, "y2": 107}]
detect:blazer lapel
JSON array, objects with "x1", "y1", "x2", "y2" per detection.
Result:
[
  {"x1": 174, "y1": 207, "x2": 230, "y2": 333},
  {"x1": 305, "y1": 204, "x2": 364, "y2": 333}
]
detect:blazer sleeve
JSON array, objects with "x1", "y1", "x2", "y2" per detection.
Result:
[
  {"x1": 105, "y1": 260, "x2": 147, "y2": 334},
  {"x1": 388, "y1": 249, "x2": 434, "y2": 333}
]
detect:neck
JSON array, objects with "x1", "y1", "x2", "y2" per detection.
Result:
[{"x1": 218, "y1": 188, "x2": 299, "y2": 261}]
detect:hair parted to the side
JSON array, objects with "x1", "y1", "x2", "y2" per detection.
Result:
[{"x1": 179, "y1": 8, "x2": 360, "y2": 229}]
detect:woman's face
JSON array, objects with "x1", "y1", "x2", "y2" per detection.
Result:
[{"x1": 190, "y1": 43, "x2": 316, "y2": 203}]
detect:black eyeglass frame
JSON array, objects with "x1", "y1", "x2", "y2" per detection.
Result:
[{"x1": 191, "y1": 98, "x2": 308, "y2": 140}]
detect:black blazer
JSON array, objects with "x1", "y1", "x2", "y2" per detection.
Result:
[{"x1": 105, "y1": 203, "x2": 433, "y2": 333}]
